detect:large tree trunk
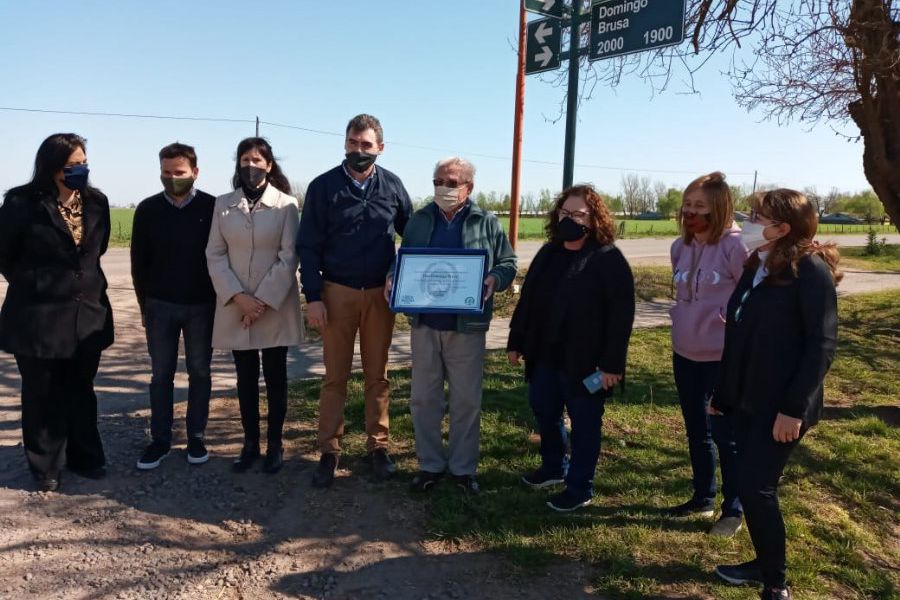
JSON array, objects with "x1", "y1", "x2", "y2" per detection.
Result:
[{"x1": 848, "y1": 0, "x2": 900, "y2": 233}]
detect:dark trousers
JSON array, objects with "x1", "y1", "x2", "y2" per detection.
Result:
[
  {"x1": 232, "y1": 346, "x2": 288, "y2": 450},
  {"x1": 735, "y1": 413, "x2": 804, "y2": 589},
  {"x1": 672, "y1": 353, "x2": 742, "y2": 516},
  {"x1": 144, "y1": 298, "x2": 214, "y2": 444},
  {"x1": 528, "y1": 363, "x2": 606, "y2": 499},
  {"x1": 15, "y1": 349, "x2": 105, "y2": 479}
]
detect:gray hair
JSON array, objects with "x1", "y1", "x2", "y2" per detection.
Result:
[{"x1": 433, "y1": 156, "x2": 476, "y2": 183}]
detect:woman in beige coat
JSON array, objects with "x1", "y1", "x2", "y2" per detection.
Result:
[{"x1": 206, "y1": 137, "x2": 302, "y2": 474}]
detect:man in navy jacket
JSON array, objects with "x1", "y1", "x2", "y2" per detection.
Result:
[{"x1": 297, "y1": 114, "x2": 412, "y2": 487}]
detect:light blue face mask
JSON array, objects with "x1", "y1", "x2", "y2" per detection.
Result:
[{"x1": 62, "y1": 164, "x2": 90, "y2": 191}]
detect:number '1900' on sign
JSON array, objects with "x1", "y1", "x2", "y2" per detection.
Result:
[{"x1": 589, "y1": 0, "x2": 686, "y2": 62}]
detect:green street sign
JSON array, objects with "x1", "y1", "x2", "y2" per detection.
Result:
[
  {"x1": 525, "y1": 0, "x2": 563, "y2": 19},
  {"x1": 589, "y1": 0, "x2": 686, "y2": 61},
  {"x1": 525, "y1": 17, "x2": 562, "y2": 75}
]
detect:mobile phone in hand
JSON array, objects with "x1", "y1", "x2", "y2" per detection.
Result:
[{"x1": 583, "y1": 371, "x2": 604, "y2": 394}]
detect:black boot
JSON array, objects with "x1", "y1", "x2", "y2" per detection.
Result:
[{"x1": 232, "y1": 442, "x2": 260, "y2": 473}]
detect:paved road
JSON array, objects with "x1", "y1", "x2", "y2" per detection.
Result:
[
  {"x1": 1, "y1": 236, "x2": 898, "y2": 409},
  {"x1": 36, "y1": 233, "x2": 900, "y2": 282}
]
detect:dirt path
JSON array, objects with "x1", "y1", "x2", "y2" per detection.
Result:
[
  {"x1": 0, "y1": 396, "x2": 598, "y2": 600},
  {"x1": 2, "y1": 249, "x2": 898, "y2": 599},
  {"x1": 0, "y1": 273, "x2": 599, "y2": 600}
]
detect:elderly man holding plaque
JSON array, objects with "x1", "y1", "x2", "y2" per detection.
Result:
[{"x1": 389, "y1": 157, "x2": 517, "y2": 493}]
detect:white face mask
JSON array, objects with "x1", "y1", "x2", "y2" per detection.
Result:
[
  {"x1": 741, "y1": 221, "x2": 772, "y2": 252},
  {"x1": 433, "y1": 185, "x2": 464, "y2": 212}
]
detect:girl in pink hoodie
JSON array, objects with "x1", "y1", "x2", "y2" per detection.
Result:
[{"x1": 667, "y1": 172, "x2": 749, "y2": 536}]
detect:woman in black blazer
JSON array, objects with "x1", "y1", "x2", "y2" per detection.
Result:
[
  {"x1": 507, "y1": 184, "x2": 635, "y2": 512},
  {"x1": 0, "y1": 133, "x2": 114, "y2": 491},
  {"x1": 710, "y1": 189, "x2": 841, "y2": 600}
]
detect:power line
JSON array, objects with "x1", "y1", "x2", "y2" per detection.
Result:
[
  {"x1": 0, "y1": 105, "x2": 756, "y2": 177},
  {"x1": 0, "y1": 106, "x2": 254, "y2": 125}
]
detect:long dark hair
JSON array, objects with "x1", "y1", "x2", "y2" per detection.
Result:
[
  {"x1": 231, "y1": 137, "x2": 291, "y2": 194},
  {"x1": 746, "y1": 189, "x2": 843, "y2": 285},
  {"x1": 5, "y1": 133, "x2": 94, "y2": 199}
]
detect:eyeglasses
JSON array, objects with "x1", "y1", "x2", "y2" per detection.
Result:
[
  {"x1": 748, "y1": 209, "x2": 780, "y2": 226},
  {"x1": 734, "y1": 288, "x2": 752, "y2": 323},
  {"x1": 433, "y1": 178, "x2": 468, "y2": 188},
  {"x1": 560, "y1": 209, "x2": 591, "y2": 220}
]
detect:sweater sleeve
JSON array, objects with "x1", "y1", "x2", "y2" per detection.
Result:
[
  {"x1": 670, "y1": 239, "x2": 681, "y2": 273},
  {"x1": 488, "y1": 217, "x2": 517, "y2": 292},
  {"x1": 393, "y1": 181, "x2": 413, "y2": 237},
  {"x1": 205, "y1": 200, "x2": 246, "y2": 306},
  {"x1": 507, "y1": 244, "x2": 550, "y2": 353},
  {"x1": 254, "y1": 200, "x2": 301, "y2": 309},
  {"x1": 598, "y1": 249, "x2": 636, "y2": 375},
  {"x1": 779, "y1": 257, "x2": 838, "y2": 420},
  {"x1": 296, "y1": 179, "x2": 327, "y2": 302},
  {"x1": 129, "y1": 202, "x2": 150, "y2": 311},
  {"x1": 0, "y1": 195, "x2": 24, "y2": 281},
  {"x1": 726, "y1": 236, "x2": 750, "y2": 282}
]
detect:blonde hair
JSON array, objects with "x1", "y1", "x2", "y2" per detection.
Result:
[{"x1": 678, "y1": 171, "x2": 734, "y2": 244}]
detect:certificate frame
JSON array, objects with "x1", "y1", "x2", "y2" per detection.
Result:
[{"x1": 389, "y1": 247, "x2": 489, "y2": 314}]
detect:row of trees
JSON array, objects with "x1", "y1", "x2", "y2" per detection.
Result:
[
  {"x1": 414, "y1": 177, "x2": 886, "y2": 222},
  {"x1": 539, "y1": 0, "x2": 900, "y2": 232}
]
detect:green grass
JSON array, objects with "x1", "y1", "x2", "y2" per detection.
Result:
[
  {"x1": 841, "y1": 245, "x2": 900, "y2": 272},
  {"x1": 287, "y1": 291, "x2": 899, "y2": 599},
  {"x1": 109, "y1": 208, "x2": 134, "y2": 246},
  {"x1": 104, "y1": 208, "x2": 897, "y2": 246},
  {"x1": 499, "y1": 217, "x2": 898, "y2": 240}
]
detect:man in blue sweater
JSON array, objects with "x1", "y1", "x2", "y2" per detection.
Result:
[
  {"x1": 131, "y1": 143, "x2": 216, "y2": 471},
  {"x1": 297, "y1": 114, "x2": 413, "y2": 487},
  {"x1": 392, "y1": 157, "x2": 517, "y2": 493}
]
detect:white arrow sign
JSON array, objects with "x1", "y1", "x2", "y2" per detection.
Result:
[
  {"x1": 541, "y1": 0, "x2": 556, "y2": 10},
  {"x1": 534, "y1": 21, "x2": 552, "y2": 45},
  {"x1": 535, "y1": 46, "x2": 554, "y2": 67}
]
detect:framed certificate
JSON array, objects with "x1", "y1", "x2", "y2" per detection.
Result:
[{"x1": 389, "y1": 247, "x2": 489, "y2": 314}]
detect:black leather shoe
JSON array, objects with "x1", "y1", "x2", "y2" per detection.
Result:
[
  {"x1": 368, "y1": 448, "x2": 397, "y2": 482},
  {"x1": 715, "y1": 560, "x2": 764, "y2": 585},
  {"x1": 69, "y1": 465, "x2": 107, "y2": 480},
  {"x1": 311, "y1": 453, "x2": 338, "y2": 488},
  {"x1": 410, "y1": 470, "x2": 444, "y2": 492},
  {"x1": 232, "y1": 445, "x2": 260, "y2": 473},
  {"x1": 262, "y1": 447, "x2": 284, "y2": 474},
  {"x1": 35, "y1": 474, "x2": 60, "y2": 492}
]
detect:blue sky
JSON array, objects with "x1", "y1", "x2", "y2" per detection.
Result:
[{"x1": 0, "y1": 1, "x2": 871, "y2": 206}]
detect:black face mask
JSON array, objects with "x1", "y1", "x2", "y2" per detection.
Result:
[
  {"x1": 239, "y1": 165, "x2": 267, "y2": 189},
  {"x1": 558, "y1": 217, "x2": 589, "y2": 242},
  {"x1": 345, "y1": 151, "x2": 377, "y2": 173}
]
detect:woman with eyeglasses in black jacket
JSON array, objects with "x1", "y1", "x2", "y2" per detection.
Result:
[{"x1": 709, "y1": 189, "x2": 841, "y2": 600}]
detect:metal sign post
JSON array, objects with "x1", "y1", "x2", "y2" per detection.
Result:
[{"x1": 519, "y1": 1, "x2": 685, "y2": 194}]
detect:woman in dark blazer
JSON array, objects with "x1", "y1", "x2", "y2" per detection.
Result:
[
  {"x1": 0, "y1": 133, "x2": 114, "y2": 492},
  {"x1": 711, "y1": 189, "x2": 840, "y2": 600},
  {"x1": 507, "y1": 184, "x2": 635, "y2": 512}
]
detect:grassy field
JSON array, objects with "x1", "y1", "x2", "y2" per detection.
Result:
[
  {"x1": 499, "y1": 216, "x2": 898, "y2": 240},
  {"x1": 109, "y1": 208, "x2": 134, "y2": 246},
  {"x1": 106, "y1": 208, "x2": 897, "y2": 247},
  {"x1": 841, "y1": 245, "x2": 900, "y2": 272},
  {"x1": 287, "y1": 291, "x2": 899, "y2": 599}
]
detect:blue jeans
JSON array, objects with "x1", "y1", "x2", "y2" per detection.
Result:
[
  {"x1": 144, "y1": 298, "x2": 214, "y2": 444},
  {"x1": 528, "y1": 363, "x2": 606, "y2": 499},
  {"x1": 672, "y1": 352, "x2": 742, "y2": 517}
]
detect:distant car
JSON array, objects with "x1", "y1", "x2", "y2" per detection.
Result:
[
  {"x1": 733, "y1": 211, "x2": 749, "y2": 222},
  {"x1": 634, "y1": 211, "x2": 666, "y2": 220},
  {"x1": 819, "y1": 212, "x2": 863, "y2": 224}
]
